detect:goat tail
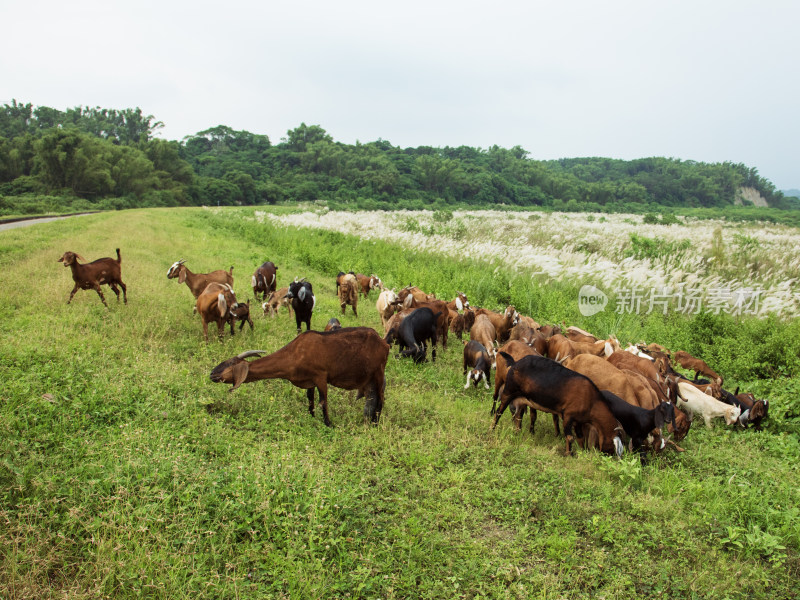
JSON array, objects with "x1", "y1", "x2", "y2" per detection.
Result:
[
  {"x1": 116, "y1": 248, "x2": 122, "y2": 262},
  {"x1": 497, "y1": 351, "x2": 515, "y2": 367}
]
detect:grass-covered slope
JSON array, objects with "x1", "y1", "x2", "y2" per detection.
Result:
[{"x1": 1, "y1": 207, "x2": 798, "y2": 599}]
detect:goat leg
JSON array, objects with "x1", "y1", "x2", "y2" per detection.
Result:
[
  {"x1": 92, "y1": 284, "x2": 109, "y2": 307},
  {"x1": 67, "y1": 284, "x2": 79, "y2": 304},
  {"x1": 665, "y1": 439, "x2": 685, "y2": 452},
  {"x1": 306, "y1": 388, "x2": 315, "y2": 417}
]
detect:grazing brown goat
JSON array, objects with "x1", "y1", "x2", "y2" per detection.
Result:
[
  {"x1": 58, "y1": 248, "x2": 127, "y2": 307},
  {"x1": 325, "y1": 317, "x2": 342, "y2": 331},
  {"x1": 566, "y1": 326, "x2": 598, "y2": 344},
  {"x1": 337, "y1": 273, "x2": 359, "y2": 316},
  {"x1": 209, "y1": 327, "x2": 390, "y2": 426},
  {"x1": 672, "y1": 351, "x2": 723, "y2": 386},
  {"x1": 196, "y1": 282, "x2": 239, "y2": 342},
  {"x1": 474, "y1": 306, "x2": 518, "y2": 343},
  {"x1": 547, "y1": 334, "x2": 616, "y2": 363},
  {"x1": 167, "y1": 260, "x2": 234, "y2": 301}
]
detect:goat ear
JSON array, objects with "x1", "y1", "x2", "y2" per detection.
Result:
[
  {"x1": 231, "y1": 361, "x2": 249, "y2": 391},
  {"x1": 178, "y1": 268, "x2": 187, "y2": 284},
  {"x1": 218, "y1": 293, "x2": 228, "y2": 317},
  {"x1": 734, "y1": 386, "x2": 740, "y2": 396}
]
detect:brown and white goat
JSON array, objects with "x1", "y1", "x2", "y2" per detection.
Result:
[
  {"x1": 228, "y1": 300, "x2": 254, "y2": 332},
  {"x1": 397, "y1": 285, "x2": 435, "y2": 308},
  {"x1": 58, "y1": 248, "x2": 127, "y2": 307},
  {"x1": 470, "y1": 314, "x2": 497, "y2": 365},
  {"x1": 262, "y1": 286, "x2": 292, "y2": 318},
  {"x1": 196, "y1": 282, "x2": 239, "y2": 342},
  {"x1": 446, "y1": 292, "x2": 470, "y2": 313},
  {"x1": 167, "y1": 260, "x2": 234, "y2": 301},
  {"x1": 355, "y1": 273, "x2": 383, "y2": 298},
  {"x1": 210, "y1": 327, "x2": 390, "y2": 426},
  {"x1": 463, "y1": 340, "x2": 491, "y2": 390}
]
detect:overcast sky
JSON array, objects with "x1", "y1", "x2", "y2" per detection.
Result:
[{"x1": 2, "y1": 1, "x2": 798, "y2": 189}]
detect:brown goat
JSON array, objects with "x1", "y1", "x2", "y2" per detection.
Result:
[
  {"x1": 196, "y1": 282, "x2": 239, "y2": 342},
  {"x1": 167, "y1": 260, "x2": 234, "y2": 301},
  {"x1": 338, "y1": 273, "x2": 359, "y2": 316},
  {"x1": 672, "y1": 351, "x2": 723, "y2": 386},
  {"x1": 566, "y1": 326, "x2": 599, "y2": 344},
  {"x1": 209, "y1": 327, "x2": 390, "y2": 426},
  {"x1": 547, "y1": 334, "x2": 615, "y2": 363},
  {"x1": 565, "y1": 354, "x2": 640, "y2": 407},
  {"x1": 58, "y1": 248, "x2": 127, "y2": 307},
  {"x1": 474, "y1": 306, "x2": 518, "y2": 343}
]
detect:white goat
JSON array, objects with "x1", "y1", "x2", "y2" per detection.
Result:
[{"x1": 677, "y1": 382, "x2": 740, "y2": 429}]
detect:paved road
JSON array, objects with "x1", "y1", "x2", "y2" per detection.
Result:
[{"x1": 0, "y1": 214, "x2": 90, "y2": 232}]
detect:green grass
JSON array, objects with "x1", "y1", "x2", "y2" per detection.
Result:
[{"x1": 1, "y1": 207, "x2": 799, "y2": 599}]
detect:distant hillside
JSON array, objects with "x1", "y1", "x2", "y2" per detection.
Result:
[
  {"x1": 1, "y1": 99, "x2": 799, "y2": 214},
  {"x1": 783, "y1": 189, "x2": 800, "y2": 199}
]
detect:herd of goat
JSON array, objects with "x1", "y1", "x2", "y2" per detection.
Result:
[{"x1": 58, "y1": 248, "x2": 769, "y2": 459}]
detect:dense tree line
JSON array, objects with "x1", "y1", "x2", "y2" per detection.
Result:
[{"x1": 1, "y1": 100, "x2": 797, "y2": 214}]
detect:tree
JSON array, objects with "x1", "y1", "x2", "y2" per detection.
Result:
[{"x1": 283, "y1": 123, "x2": 332, "y2": 152}]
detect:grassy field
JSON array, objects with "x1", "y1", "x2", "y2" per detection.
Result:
[{"x1": 1, "y1": 207, "x2": 799, "y2": 599}]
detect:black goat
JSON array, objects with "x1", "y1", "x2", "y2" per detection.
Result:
[
  {"x1": 599, "y1": 390, "x2": 676, "y2": 459},
  {"x1": 285, "y1": 278, "x2": 315, "y2": 334},
  {"x1": 384, "y1": 307, "x2": 440, "y2": 363}
]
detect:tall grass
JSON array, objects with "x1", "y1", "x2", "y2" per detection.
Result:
[{"x1": 1, "y1": 207, "x2": 799, "y2": 599}]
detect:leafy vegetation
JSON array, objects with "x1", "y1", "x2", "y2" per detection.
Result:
[
  {"x1": 1, "y1": 207, "x2": 798, "y2": 599},
  {"x1": 2, "y1": 100, "x2": 799, "y2": 220}
]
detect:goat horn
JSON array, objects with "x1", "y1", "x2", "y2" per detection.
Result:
[{"x1": 236, "y1": 350, "x2": 266, "y2": 359}]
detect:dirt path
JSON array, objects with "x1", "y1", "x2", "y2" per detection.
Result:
[{"x1": 0, "y1": 213, "x2": 92, "y2": 232}]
